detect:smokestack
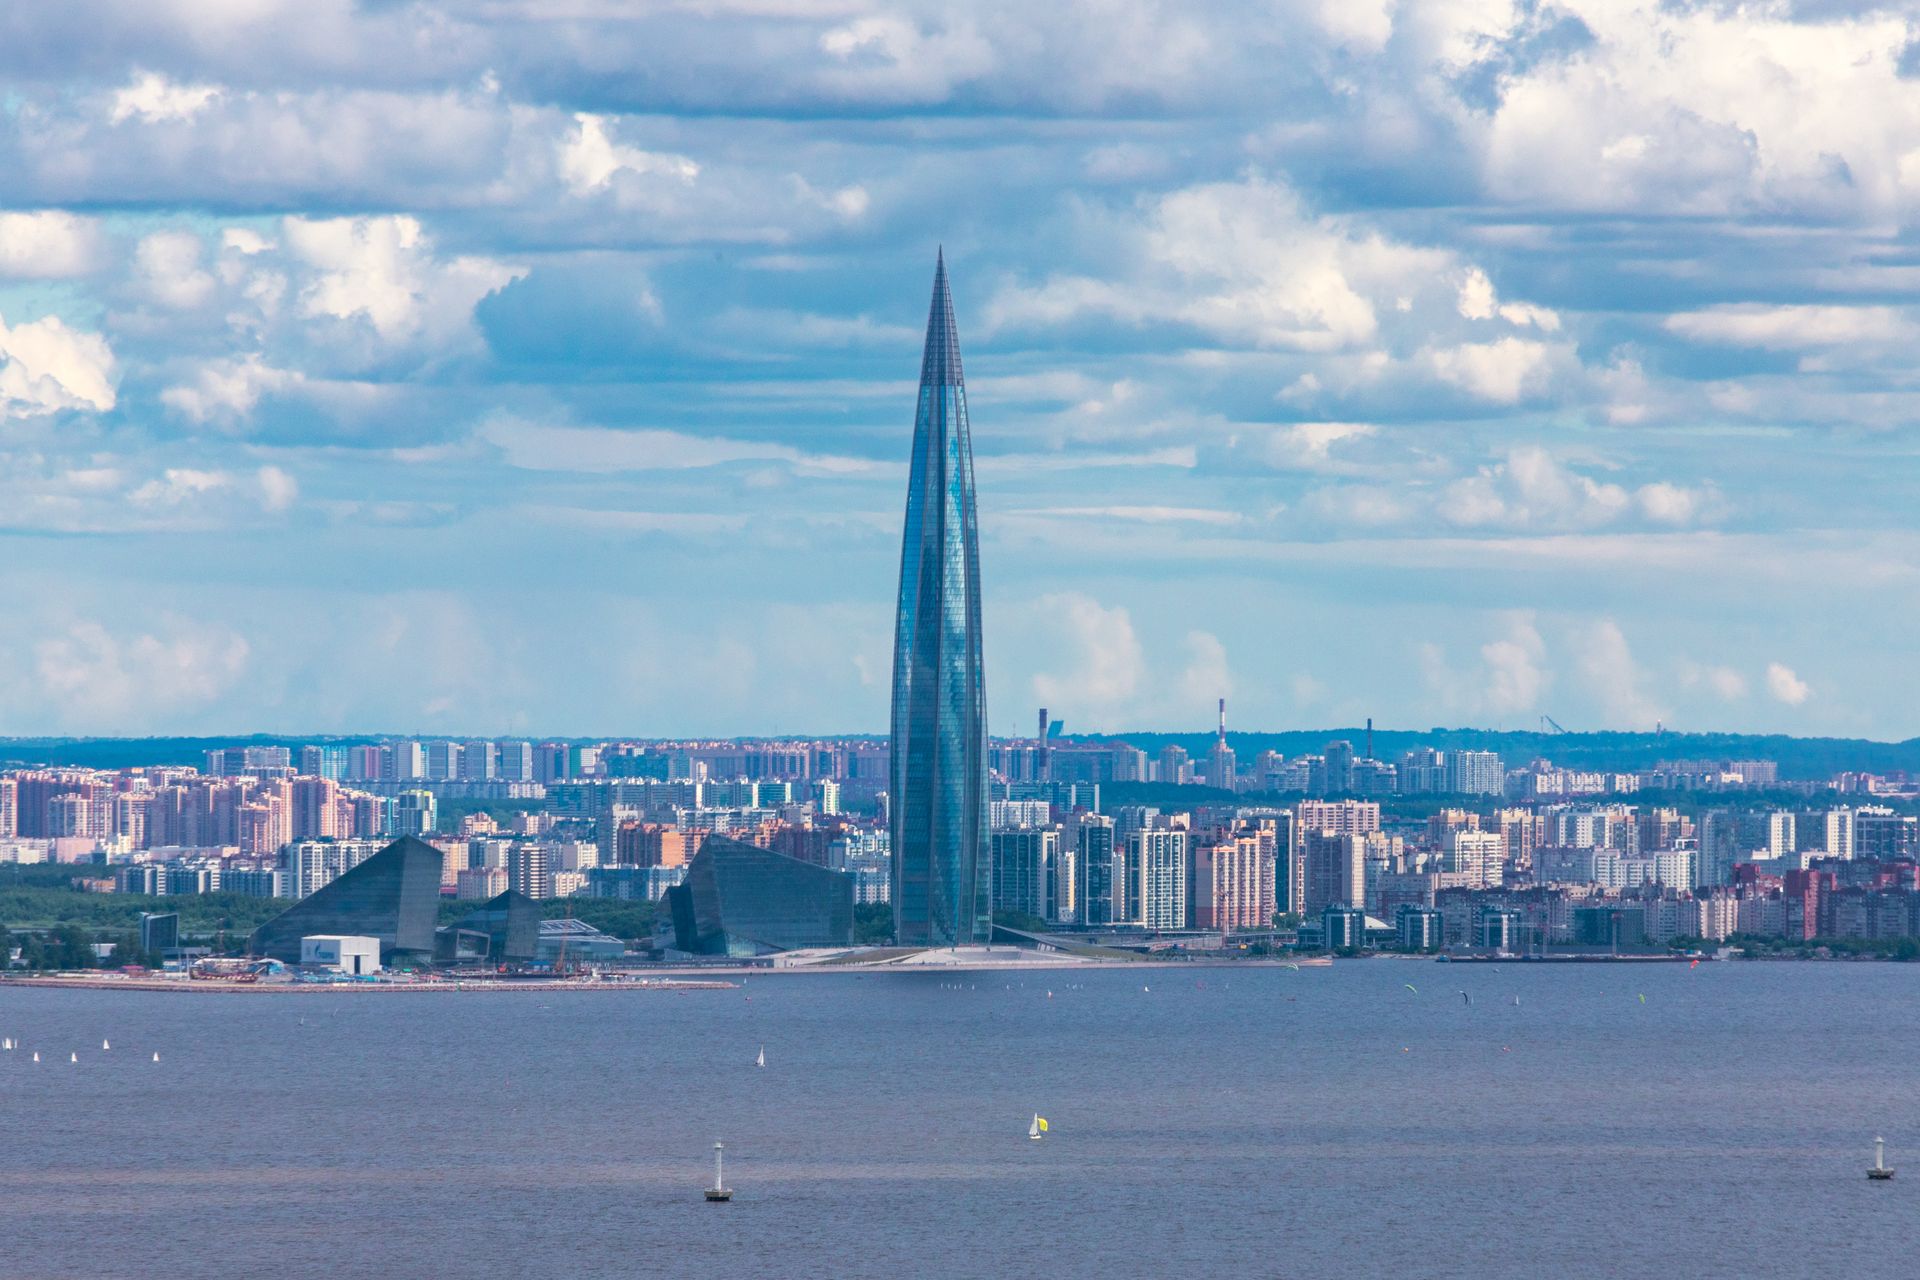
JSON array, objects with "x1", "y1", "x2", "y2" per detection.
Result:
[
  {"x1": 1366, "y1": 717, "x2": 1373, "y2": 761},
  {"x1": 1038, "y1": 708, "x2": 1049, "y2": 741},
  {"x1": 1217, "y1": 697, "x2": 1226, "y2": 741}
]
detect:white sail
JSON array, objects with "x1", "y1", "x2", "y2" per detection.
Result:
[
  {"x1": 756, "y1": 1046, "x2": 765, "y2": 1068},
  {"x1": 1028, "y1": 1114, "x2": 1042, "y2": 1140}
]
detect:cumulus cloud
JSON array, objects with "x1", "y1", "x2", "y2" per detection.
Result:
[
  {"x1": 0, "y1": 312, "x2": 116, "y2": 416},
  {"x1": 1428, "y1": 337, "x2": 1565, "y2": 404},
  {"x1": 1262, "y1": 421, "x2": 1375, "y2": 471},
  {"x1": 1441, "y1": 447, "x2": 1719, "y2": 531},
  {"x1": 34, "y1": 618, "x2": 250, "y2": 731},
  {"x1": 1766, "y1": 661, "x2": 1810, "y2": 706},
  {"x1": 133, "y1": 230, "x2": 217, "y2": 309},
  {"x1": 109, "y1": 71, "x2": 220, "y2": 124},
  {"x1": 1569, "y1": 619, "x2": 1665, "y2": 729},
  {"x1": 161, "y1": 356, "x2": 304, "y2": 427},
  {"x1": 0, "y1": 211, "x2": 102, "y2": 277},
  {"x1": 129, "y1": 466, "x2": 298, "y2": 515},
  {"x1": 1420, "y1": 613, "x2": 1549, "y2": 721},
  {"x1": 989, "y1": 176, "x2": 1453, "y2": 352},
  {"x1": 1029, "y1": 593, "x2": 1146, "y2": 726},
  {"x1": 558, "y1": 114, "x2": 699, "y2": 195},
  {"x1": 283, "y1": 214, "x2": 524, "y2": 348}
]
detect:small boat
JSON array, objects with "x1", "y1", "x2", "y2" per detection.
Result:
[
  {"x1": 755, "y1": 1046, "x2": 765, "y2": 1068},
  {"x1": 1028, "y1": 1114, "x2": 1048, "y2": 1141},
  {"x1": 102, "y1": 1039, "x2": 110, "y2": 1051},
  {"x1": 152, "y1": 1052, "x2": 160, "y2": 1063},
  {"x1": 705, "y1": 1141, "x2": 733, "y2": 1202},
  {"x1": 1870, "y1": 1136, "x2": 1895, "y2": 1181},
  {"x1": 69, "y1": 1053, "x2": 77, "y2": 1064},
  {"x1": 31, "y1": 1052, "x2": 39, "y2": 1062}
]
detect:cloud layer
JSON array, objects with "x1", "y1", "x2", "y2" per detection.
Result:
[{"x1": 0, "y1": 0, "x2": 1909, "y2": 736}]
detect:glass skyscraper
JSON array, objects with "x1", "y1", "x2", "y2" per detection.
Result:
[{"x1": 890, "y1": 251, "x2": 990, "y2": 947}]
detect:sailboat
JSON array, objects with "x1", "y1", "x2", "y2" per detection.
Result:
[
  {"x1": 102, "y1": 1039, "x2": 110, "y2": 1051},
  {"x1": 31, "y1": 1051, "x2": 38, "y2": 1062},
  {"x1": 1870, "y1": 1136, "x2": 1895, "y2": 1181},
  {"x1": 152, "y1": 1052, "x2": 160, "y2": 1063},
  {"x1": 705, "y1": 1141, "x2": 733, "y2": 1202},
  {"x1": 69, "y1": 1052, "x2": 76, "y2": 1063},
  {"x1": 755, "y1": 1046, "x2": 765, "y2": 1068},
  {"x1": 1028, "y1": 1114, "x2": 1048, "y2": 1141}
]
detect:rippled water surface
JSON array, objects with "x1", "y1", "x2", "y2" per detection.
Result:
[{"x1": 3, "y1": 961, "x2": 1917, "y2": 1279}]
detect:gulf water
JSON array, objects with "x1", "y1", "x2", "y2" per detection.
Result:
[{"x1": 1, "y1": 961, "x2": 1915, "y2": 1279}]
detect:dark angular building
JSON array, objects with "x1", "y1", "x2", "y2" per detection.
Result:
[
  {"x1": 890, "y1": 251, "x2": 990, "y2": 947},
  {"x1": 666, "y1": 835, "x2": 853, "y2": 956},
  {"x1": 249, "y1": 836, "x2": 442, "y2": 964},
  {"x1": 436, "y1": 889, "x2": 540, "y2": 964}
]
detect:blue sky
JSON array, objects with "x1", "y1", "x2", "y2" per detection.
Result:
[{"x1": 0, "y1": 0, "x2": 1916, "y2": 740}]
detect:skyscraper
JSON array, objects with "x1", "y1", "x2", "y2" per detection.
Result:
[{"x1": 890, "y1": 251, "x2": 989, "y2": 947}]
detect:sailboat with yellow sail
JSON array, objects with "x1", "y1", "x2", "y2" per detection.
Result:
[{"x1": 1028, "y1": 1114, "x2": 1049, "y2": 1141}]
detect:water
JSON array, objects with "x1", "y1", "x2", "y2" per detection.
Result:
[{"x1": 2, "y1": 962, "x2": 1915, "y2": 1279}]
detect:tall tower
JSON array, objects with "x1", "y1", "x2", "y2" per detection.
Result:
[{"x1": 890, "y1": 251, "x2": 989, "y2": 947}]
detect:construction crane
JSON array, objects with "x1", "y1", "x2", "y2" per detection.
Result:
[{"x1": 1540, "y1": 715, "x2": 1568, "y2": 734}]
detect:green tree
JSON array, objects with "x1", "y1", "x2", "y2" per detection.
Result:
[{"x1": 853, "y1": 902, "x2": 893, "y2": 945}]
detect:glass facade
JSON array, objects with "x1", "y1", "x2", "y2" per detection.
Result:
[
  {"x1": 248, "y1": 836, "x2": 443, "y2": 963},
  {"x1": 666, "y1": 835, "x2": 854, "y2": 955},
  {"x1": 890, "y1": 252, "x2": 990, "y2": 947}
]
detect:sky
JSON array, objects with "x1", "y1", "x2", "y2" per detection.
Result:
[{"x1": 0, "y1": 0, "x2": 1917, "y2": 741}]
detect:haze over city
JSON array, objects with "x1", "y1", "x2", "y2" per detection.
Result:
[{"x1": 1, "y1": 3, "x2": 1910, "y2": 740}]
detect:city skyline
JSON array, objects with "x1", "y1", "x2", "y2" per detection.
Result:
[{"x1": 0, "y1": 5, "x2": 1914, "y2": 741}]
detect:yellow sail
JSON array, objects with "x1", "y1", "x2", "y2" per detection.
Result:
[{"x1": 1037, "y1": 1117, "x2": 1049, "y2": 1132}]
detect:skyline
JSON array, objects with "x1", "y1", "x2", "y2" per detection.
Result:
[{"x1": 0, "y1": 4, "x2": 1917, "y2": 739}]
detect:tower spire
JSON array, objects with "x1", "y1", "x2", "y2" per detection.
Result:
[
  {"x1": 891, "y1": 252, "x2": 988, "y2": 947},
  {"x1": 920, "y1": 249, "x2": 963, "y2": 388}
]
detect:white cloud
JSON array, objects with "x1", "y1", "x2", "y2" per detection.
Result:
[
  {"x1": 0, "y1": 312, "x2": 116, "y2": 416},
  {"x1": 1419, "y1": 613, "x2": 1548, "y2": 720},
  {"x1": 1456, "y1": 268, "x2": 1560, "y2": 330},
  {"x1": 816, "y1": 15, "x2": 998, "y2": 103},
  {"x1": 0, "y1": 211, "x2": 101, "y2": 278},
  {"x1": 1029, "y1": 593, "x2": 1145, "y2": 725},
  {"x1": 1175, "y1": 629, "x2": 1231, "y2": 712},
  {"x1": 35, "y1": 618, "x2": 249, "y2": 730},
  {"x1": 989, "y1": 177, "x2": 1452, "y2": 352},
  {"x1": 1479, "y1": 4, "x2": 1920, "y2": 220},
  {"x1": 1570, "y1": 618, "x2": 1665, "y2": 728},
  {"x1": 161, "y1": 356, "x2": 303, "y2": 426},
  {"x1": 1664, "y1": 304, "x2": 1915, "y2": 350},
  {"x1": 558, "y1": 114, "x2": 700, "y2": 196},
  {"x1": 1441, "y1": 446, "x2": 1717, "y2": 532},
  {"x1": 481, "y1": 417, "x2": 875, "y2": 476},
  {"x1": 1428, "y1": 336, "x2": 1562, "y2": 403},
  {"x1": 1263, "y1": 421, "x2": 1375, "y2": 471},
  {"x1": 255, "y1": 465, "x2": 299, "y2": 513},
  {"x1": 282, "y1": 214, "x2": 524, "y2": 346},
  {"x1": 133, "y1": 230, "x2": 216, "y2": 309},
  {"x1": 1680, "y1": 662, "x2": 1748, "y2": 701},
  {"x1": 1766, "y1": 661, "x2": 1810, "y2": 705},
  {"x1": 129, "y1": 466, "x2": 298, "y2": 515},
  {"x1": 109, "y1": 71, "x2": 221, "y2": 125}
]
